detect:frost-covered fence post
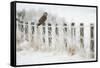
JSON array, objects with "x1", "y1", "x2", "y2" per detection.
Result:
[
  {"x1": 55, "y1": 24, "x2": 59, "y2": 36},
  {"x1": 55, "y1": 23, "x2": 60, "y2": 50},
  {"x1": 63, "y1": 23, "x2": 68, "y2": 49},
  {"x1": 31, "y1": 22, "x2": 35, "y2": 42},
  {"x1": 90, "y1": 24, "x2": 94, "y2": 58},
  {"x1": 71, "y1": 23, "x2": 76, "y2": 46},
  {"x1": 42, "y1": 23, "x2": 46, "y2": 45},
  {"x1": 80, "y1": 23, "x2": 84, "y2": 49},
  {"x1": 39, "y1": 25, "x2": 45, "y2": 49},
  {"x1": 16, "y1": 20, "x2": 23, "y2": 43},
  {"x1": 17, "y1": 21, "x2": 24, "y2": 41},
  {"x1": 28, "y1": 21, "x2": 32, "y2": 43},
  {"x1": 48, "y1": 23, "x2": 52, "y2": 47},
  {"x1": 25, "y1": 22, "x2": 28, "y2": 41}
]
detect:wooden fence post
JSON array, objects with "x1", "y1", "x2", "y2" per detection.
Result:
[
  {"x1": 80, "y1": 23, "x2": 84, "y2": 49},
  {"x1": 90, "y1": 24, "x2": 94, "y2": 58},
  {"x1": 71, "y1": 23, "x2": 76, "y2": 46}
]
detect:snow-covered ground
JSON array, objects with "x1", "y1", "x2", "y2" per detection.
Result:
[{"x1": 16, "y1": 47, "x2": 95, "y2": 65}]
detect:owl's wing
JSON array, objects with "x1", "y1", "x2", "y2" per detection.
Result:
[{"x1": 38, "y1": 15, "x2": 47, "y2": 26}]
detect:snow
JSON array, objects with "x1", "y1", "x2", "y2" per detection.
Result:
[{"x1": 16, "y1": 46, "x2": 95, "y2": 65}]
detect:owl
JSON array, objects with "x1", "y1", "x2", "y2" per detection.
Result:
[{"x1": 37, "y1": 12, "x2": 48, "y2": 27}]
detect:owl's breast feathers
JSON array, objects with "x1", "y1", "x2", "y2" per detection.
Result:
[{"x1": 38, "y1": 15, "x2": 47, "y2": 26}]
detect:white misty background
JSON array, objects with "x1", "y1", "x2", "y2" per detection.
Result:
[{"x1": 16, "y1": 3, "x2": 96, "y2": 65}]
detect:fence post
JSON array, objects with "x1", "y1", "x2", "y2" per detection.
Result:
[
  {"x1": 31, "y1": 22, "x2": 35, "y2": 42},
  {"x1": 42, "y1": 24, "x2": 46, "y2": 46},
  {"x1": 19, "y1": 21, "x2": 24, "y2": 41},
  {"x1": 71, "y1": 23, "x2": 76, "y2": 46},
  {"x1": 90, "y1": 24, "x2": 94, "y2": 58},
  {"x1": 80, "y1": 23, "x2": 84, "y2": 49},
  {"x1": 55, "y1": 23, "x2": 59, "y2": 50},
  {"x1": 25, "y1": 22, "x2": 28, "y2": 41},
  {"x1": 63, "y1": 23, "x2": 68, "y2": 49},
  {"x1": 48, "y1": 23, "x2": 52, "y2": 47}
]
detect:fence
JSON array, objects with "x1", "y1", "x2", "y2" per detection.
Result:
[{"x1": 16, "y1": 20, "x2": 95, "y2": 57}]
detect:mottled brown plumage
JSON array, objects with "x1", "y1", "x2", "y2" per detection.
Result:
[{"x1": 37, "y1": 12, "x2": 48, "y2": 27}]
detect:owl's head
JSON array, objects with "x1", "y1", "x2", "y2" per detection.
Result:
[{"x1": 44, "y1": 12, "x2": 48, "y2": 16}]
